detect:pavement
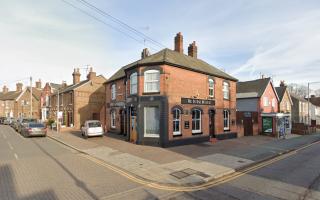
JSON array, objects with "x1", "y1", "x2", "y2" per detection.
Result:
[{"x1": 47, "y1": 129, "x2": 320, "y2": 187}]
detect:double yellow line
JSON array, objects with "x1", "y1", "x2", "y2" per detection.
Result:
[{"x1": 80, "y1": 139, "x2": 320, "y2": 192}]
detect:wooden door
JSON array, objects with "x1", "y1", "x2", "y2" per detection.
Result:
[
  {"x1": 129, "y1": 107, "x2": 137, "y2": 143},
  {"x1": 209, "y1": 110, "x2": 215, "y2": 137},
  {"x1": 244, "y1": 112, "x2": 253, "y2": 136}
]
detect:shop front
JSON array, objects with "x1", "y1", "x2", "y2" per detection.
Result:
[{"x1": 261, "y1": 113, "x2": 291, "y2": 138}]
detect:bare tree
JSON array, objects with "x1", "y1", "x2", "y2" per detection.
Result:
[{"x1": 287, "y1": 83, "x2": 310, "y2": 98}]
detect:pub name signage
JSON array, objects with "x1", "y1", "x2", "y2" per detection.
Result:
[{"x1": 181, "y1": 98, "x2": 215, "y2": 105}]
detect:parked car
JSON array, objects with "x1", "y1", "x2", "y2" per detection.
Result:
[
  {"x1": 10, "y1": 118, "x2": 17, "y2": 128},
  {"x1": 0, "y1": 117, "x2": 6, "y2": 124},
  {"x1": 3, "y1": 117, "x2": 13, "y2": 125},
  {"x1": 21, "y1": 123, "x2": 47, "y2": 137},
  {"x1": 81, "y1": 120, "x2": 104, "y2": 138},
  {"x1": 17, "y1": 118, "x2": 37, "y2": 133}
]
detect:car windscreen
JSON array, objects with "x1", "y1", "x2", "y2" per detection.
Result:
[
  {"x1": 22, "y1": 119, "x2": 37, "y2": 123},
  {"x1": 29, "y1": 123, "x2": 45, "y2": 128},
  {"x1": 88, "y1": 122, "x2": 101, "y2": 128}
]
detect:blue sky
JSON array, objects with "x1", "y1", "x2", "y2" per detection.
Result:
[{"x1": 1, "y1": 0, "x2": 320, "y2": 90}]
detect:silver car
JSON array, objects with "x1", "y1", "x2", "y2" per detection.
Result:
[
  {"x1": 21, "y1": 123, "x2": 47, "y2": 137},
  {"x1": 17, "y1": 118, "x2": 37, "y2": 133},
  {"x1": 81, "y1": 120, "x2": 104, "y2": 138}
]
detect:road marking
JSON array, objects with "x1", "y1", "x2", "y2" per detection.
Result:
[
  {"x1": 78, "y1": 139, "x2": 320, "y2": 192},
  {"x1": 14, "y1": 153, "x2": 19, "y2": 160},
  {"x1": 7, "y1": 142, "x2": 13, "y2": 150}
]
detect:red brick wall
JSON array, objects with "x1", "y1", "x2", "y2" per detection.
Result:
[{"x1": 260, "y1": 82, "x2": 279, "y2": 113}]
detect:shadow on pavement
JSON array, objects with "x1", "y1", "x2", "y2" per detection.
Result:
[
  {"x1": 0, "y1": 164, "x2": 58, "y2": 200},
  {"x1": 31, "y1": 139, "x2": 100, "y2": 200}
]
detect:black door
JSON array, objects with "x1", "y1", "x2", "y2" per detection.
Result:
[
  {"x1": 209, "y1": 110, "x2": 215, "y2": 138},
  {"x1": 244, "y1": 112, "x2": 253, "y2": 136}
]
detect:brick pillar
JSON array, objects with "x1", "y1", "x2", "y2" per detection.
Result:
[
  {"x1": 141, "y1": 48, "x2": 150, "y2": 59},
  {"x1": 16, "y1": 83, "x2": 23, "y2": 92},
  {"x1": 174, "y1": 32, "x2": 183, "y2": 53},
  {"x1": 188, "y1": 41, "x2": 198, "y2": 58},
  {"x1": 2, "y1": 85, "x2": 8, "y2": 93}
]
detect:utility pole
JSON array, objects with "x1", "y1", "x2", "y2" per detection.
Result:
[
  {"x1": 30, "y1": 76, "x2": 33, "y2": 118},
  {"x1": 57, "y1": 89, "x2": 59, "y2": 133}
]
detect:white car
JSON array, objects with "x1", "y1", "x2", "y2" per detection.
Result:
[{"x1": 81, "y1": 120, "x2": 104, "y2": 138}]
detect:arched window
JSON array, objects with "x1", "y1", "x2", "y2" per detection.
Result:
[
  {"x1": 192, "y1": 109, "x2": 201, "y2": 134},
  {"x1": 130, "y1": 72, "x2": 137, "y2": 94},
  {"x1": 144, "y1": 70, "x2": 160, "y2": 93},
  {"x1": 173, "y1": 108, "x2": 181, "y2": 136},
  {"x1": 223, "y1": 82, "x2": 229, "y2": 100},
  {"x1": 111, "y1": 84, "x2": 116, "y2": 100},
  {"x1": 209, "y1": 79, "x2": 214, "y2": 98},
  {"x1": 111, "y1": 110, "x2": 116, "y2": 128}
]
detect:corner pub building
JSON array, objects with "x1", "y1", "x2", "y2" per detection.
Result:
[{"x1": 105, "y1": 33, "x2": 238, "y2": 147}]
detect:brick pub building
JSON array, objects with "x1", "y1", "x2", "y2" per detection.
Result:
[{"x1": 105, "y1": 33, "x2": 238, "y2": 147}]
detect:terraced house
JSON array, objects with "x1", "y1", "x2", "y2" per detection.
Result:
[
  {"x1": 49, "y1": 68, "x2": 106, "y2": 129},
  {"x1": 105, "y1": 33, "x2": 238, "y2": 147}
]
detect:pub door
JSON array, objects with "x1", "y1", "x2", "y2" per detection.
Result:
[
  {"x1": 209, "y1": 110, "x2": 215, "y2": 138},
  {"x1": 129, "y1": 107, "x2": 137, "y2": 143},
  {"x1": 244, "y1": 113, "x2": 253, "y2": 136},
  {"x1": 120, "y1": 110, "x2": 125, "y2": 135}
]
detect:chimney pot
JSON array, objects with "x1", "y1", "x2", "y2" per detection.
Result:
[
  {"x1": 280, "y1": 80, "x2": 286, "y2": 87},
  {"x1": 16, "y1": 83, "x2": 23, "y2": 92},
  {"x1": 35, "y1": 79, "x2": 42, "y2": 89},
  {"x1": 174, "y1": 32, "x2": 183, "y2": 53},
  {"x1": 87, "y1": 67, "x2": 96, "y2": 80},
  {"x1": 72, "y1": 68, "x2": 81, "y2": 84},
  {"x1": 2, "y1": 85, "x2": 8, "y2": 93},
  {"x1": 141, "y1": 48, "x2": 150, "y2": 59},
  {"x1": 188, "y1": 41, "x2": 198, "y2": 58},
  {"x1": 62, "y1": 81, "x2": 67, "y2": 88}
]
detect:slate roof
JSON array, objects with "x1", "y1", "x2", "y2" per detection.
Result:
[
  {"x1": 309, "y1": 97, "x2": 320, "y2": 107},
  {"x1": 107, "y1": 48, "x2": 237, "y2": 83},
  {"x1": 0, "y1": 91, "x2": 22, "y2": 101},
  {"x1": 49, "y1": 83, "x2": 62, "y2": 91},
  {"x1": 290, "y1": 93, "x2": 307, "y2": 102},
  {"x1": 236, "y1": 78, "x2": 271, "y2": 98},
  {"x1": 275, "y1": 86, "x2": 287, "y2": 101}
]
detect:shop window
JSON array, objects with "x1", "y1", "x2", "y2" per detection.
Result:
[
  {"x1": 130, "y1": 72, "x2": 138, "y2": 94},
  {"x1": 144, "y1": 107, "x2": 160, "y2": 137},
  {"x1": 173, "y1": 108, "x2": 181, "y2": 136},
  {"x1": 209, "y1": 79, "x2": 214, "y2": 98},
  {"x1": 111, "y1": 110, "x2": 116, "y2": 128},
  {"x1": 224, "y1": 110, "x2": 230, "y2": 131},
  {"x1": 223, "y1": 82, "x2": 229, "y2": 100},
  {"x1": 192, "y1": 109, "x2": 201, "y2": 134},
  {"x1": 111, "y1": 84, "x2": 116, "y2": 100},
  {"x1": 144, "y1": 70, "x2": 160, "y2": 93}
]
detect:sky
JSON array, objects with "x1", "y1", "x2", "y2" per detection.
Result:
[{"x1": 1, "y1": 0, "x2": 320, "y2": 90}]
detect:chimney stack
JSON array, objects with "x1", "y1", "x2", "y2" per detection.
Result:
[
  {"x1": 61, "y1": 81, "x2": 67, "y2": 88},
  {"x1": 72, "y1": 68, "x2": 81, "y2": 84},
  {"x1": 280, "y1": 80, "x2": 286, "y2": 87},
  {"x1": 141, "y1": 48, "x2": 150, "y2": 59},
  {"x1": 188, "y1": 41, "x2": 198, "y2": 58},
  {"x1": 2, "y1": 85, "x2": 8, "y2": 93},
  {"x1": 87, "y1": 67, "x2": 96, "y2": 80},
  {"x1": 16, "y1": 83, "x2": 23, "y2": 92},
  {"x1": 174, "y1": 32, "x2": 183, "y2": 53},
  {"x1": 35, "y1": 79, "x2": 42, "y2": 89}
]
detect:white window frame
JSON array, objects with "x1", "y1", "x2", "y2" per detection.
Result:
[
  {"x1": 209, "y1": 79, "x2": 214, "y2": 98},
  {"x1": 224, "y1": 110, "x2": 230, "y2": 131},
  {"x1": 192, "y1": 109, "x2": 201, "y2": 134},
  {"x1": 223, "y1": 82, "x2": 229, "y2": 100},
  {"x1": 286, "y1": 102, "x2": 290, "y2": 111},
  {"x1": 130, "y1": 72, "x2": 137, "y2": 95},
  {"x1": 111, "y1": 110, "x2": 116, "y2": 128},
  {"x1": 111, "y1": 84, "x2": 116, "y2": 100},
  {"x1": 173, "y1": 108, "x2": 181, "y2": 136},
  {"x1": 144, "y1": 107, "x2": 160, "y2": 138},
  {"x1": 263, "y1": 97, "x2": 269, "y2": 107},
  {"x1": 144, "y1": 70, "x2": 160, "y2": 93}
]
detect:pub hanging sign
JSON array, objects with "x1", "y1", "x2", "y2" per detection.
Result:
[{"x1": 181, "y1": 98, "x2": 215, "y2": 105}]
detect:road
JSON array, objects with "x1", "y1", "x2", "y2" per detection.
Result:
[{"x1": 1, "y1": 124, "x2": 320, "y2": 200}]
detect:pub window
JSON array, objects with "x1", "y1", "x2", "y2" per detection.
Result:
[
  {"x1": 144, "y1": 107, "x2": 160, "y2": 137},
  {"x1": 111, "y1": 110, "x2": 116, "y2": 128},
  {"x1": 111, "y1": 84, "x2": 116, "y2": 100},
  {"x1": 209, "y1": 79, "x2": 214, "y2": 98},
  {"x1": 173, "y1": 108, "x2": 181, "y2": 136},
  {"x1": 144, "y1": 70, "x2": 160, "y2": 93},
  {"x1": 224, "y1": 110, "x2": 230, "y2": 131},
  {"x1": 223, "y1": 82, "x2": 229, "y2": 100},
  {"x1": 192, "y1": 109, "x2": 201, "y2": 134},
  {"x1": 130, "y1": 72, "x2": 138, "y2": 94}
]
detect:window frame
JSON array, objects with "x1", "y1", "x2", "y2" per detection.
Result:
[
  {"x1": 192, "y1": 109, "x2": 202, "y2": 134},
  {"x1": 223, "y1": 110, "x2": 230, "y2": 131},
  {"x1": 172, "y1": 108, "x2": 181, "y2": 136},
  {"x1": 144, "y1": 70, "x2": 160, "y2": 93},
  {"x1": 111, "y1": 110, "x2": 116, "y2": 128},
  {"x1": 144, "y1": 106, "x2": 160, "y2": 138},
  {"x1": 111, "y1": 84, "x2": 116, "y2": 100},
  {"x1": 209, "y1": 79, "x2": 214, "y2": 98},
  {"x1": 263, "y1": 97, "x2": 269, "y2": 107},
  {"x1": 130, "y1": 72, "x2": 138, "y2": 95},
  {"x1": 223, "y1": 82, "x2": 229, "y2": 100}
]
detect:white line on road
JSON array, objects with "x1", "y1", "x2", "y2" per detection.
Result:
[
  {"x1": 14, "y1": 153, "x2": 19, "y2": 160},
  {"x1": 7, "y1": 142, "x2": 13, "y2": 150}
]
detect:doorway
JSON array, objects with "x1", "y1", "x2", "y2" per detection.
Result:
[
  {"x1": 129, "y1": 106, "x2": 137, "y2": 143},
  {"x1": 243, "y1": 112, "x2": 253, "y2": 136},
  {"x1": 209, "y1": 110, "x2": 215, "y2": 138}
]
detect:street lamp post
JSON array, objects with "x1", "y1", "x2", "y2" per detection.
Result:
[{"x1": 57, "y1": 89, "x2": 59, "y2": 133}]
